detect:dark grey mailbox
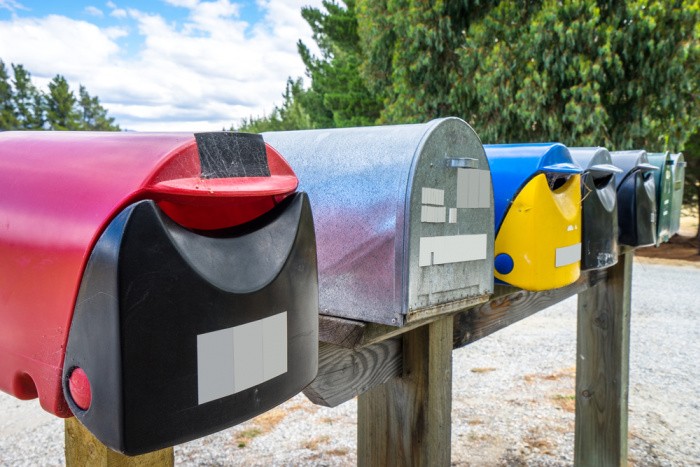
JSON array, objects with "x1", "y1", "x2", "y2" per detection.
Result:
[
  {"x1": 264, "y1": 118, "x2": 494, "y2": 326},
  {"x1": 610, "y1": 150, "x2": 658, "y2": 247},
  {"x1": 569, "y1": 147, "x2": 622, "y2": 270},
  {"x1": 669, "y1": 153, "x2": 686, "y2": 236}
]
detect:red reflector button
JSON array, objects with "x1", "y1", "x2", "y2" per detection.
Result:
[{"x1": 68, "y1": 368, "x2": 92, "y2": 411}]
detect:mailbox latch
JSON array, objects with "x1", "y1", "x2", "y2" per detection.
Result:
[{"x1": 446, "y1": 158, "x2": 479, "y2": 169}]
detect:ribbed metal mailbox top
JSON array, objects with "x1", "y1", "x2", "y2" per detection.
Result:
[{"x1": 264, "y1": 118, "x2": 494, "y2": 326}]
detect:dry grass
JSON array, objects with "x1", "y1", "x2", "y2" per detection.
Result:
[
  {"x1": 523, "y1": 428, "x2": 555, "y2": 455},
  {"x1": 302, "y1": 435, "x2": 331, "y2": 451},
  {"x1": 470, "y1": 367, "x2": 497, "y2": 374},
  {"x1": 551, "y1": 393, "x2": 576, "y2": 412},
  {"x1": 326, "y1": 448, "x2": 349, "y2": 456},
  {"x1": 467, "y1": 419, "x2": 484, "y2": 426},
  {"x1": 233, "y1": 406, "x2": 289, "y2": 448},
  {"x1": 524, "y1": 366, "x2": 576, "y2": 383}
]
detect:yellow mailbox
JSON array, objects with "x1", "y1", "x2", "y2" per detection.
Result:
[{"x1": 484, "y1": 144, "x2": 583, "y2": 291}]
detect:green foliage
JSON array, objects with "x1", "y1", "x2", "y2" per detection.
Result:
[
  {"x1": 0, "y1": 60, "x2": 120, "y2": 131},
  {"x1": 12, "y1": 64, "x2": 44, "y2": 129},
  {"x1": 357, "y1": 0, "x2": 699, "y2": 150},
  {"x1": 297, "y1": 0, "x2": 382, "y2": 128},
  {"x1": 357, "y1": 0, "x2": 494, "y2": 123},
  {"x1": 236, "y1": 78, "x2": 312, "y2": 132},
  {"x1": 46, "y1": 75, "x2": 81, "y2": 130}
]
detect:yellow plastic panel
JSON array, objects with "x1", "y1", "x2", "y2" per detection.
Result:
[{"x1": 495, "y1": 173, "x2": 582, "y2": 291}]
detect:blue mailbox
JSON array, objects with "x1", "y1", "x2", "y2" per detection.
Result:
[
  {"x1": 609, "y1": 150, "x2": 658, "y2": 247},
  {"x1": 484, "y1": 144, "x2": 583, "y2": 291},
  {"x1": 569, "y1": 147, "x2": 622, "y2": 270}
]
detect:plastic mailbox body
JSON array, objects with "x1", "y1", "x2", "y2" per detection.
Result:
[
  {"x1": 610, "y1": 150, "x2": 658, "y2": 247},
  {"x1": 0, "y1": 131, "x2": 318, "y2": 455},
  {"x1": 647, "y1": 152, "x2": 675, "y2": 244},
  {"x1": 569, "y1": 147, "x2": 621, "y2": 270},
  {"x1": 669, "y1": 153, "x2": 685, "y2": 236},
  {"x1": 264, "y1": 118, "x2": 494, "y2": 326},
  {"x1": 484, "y1": 143, "x2": 583, "y2": 291}
]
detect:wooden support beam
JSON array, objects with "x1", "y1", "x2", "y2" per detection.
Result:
[
  {"x1": 357, "y1": 316, "x2": 452, "y2": 466},
  {"x1": 453, "y1": 271, "x2": 602, "y2": 349},
  {"x1": 65, "y1": 417, "x2": 174, "y2": 467},
  {"x1": 574, "y1": 253, "x2": 632, "y2": 466},
  {"x1": 304, "y1": 338, "x2": 402, "y2": 407}
]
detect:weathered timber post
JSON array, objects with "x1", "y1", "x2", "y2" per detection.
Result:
[
  {"x1": 65, "y1": 417, "x2": 174, "y2": 467},
  {"x1": 357, "y1": 315, "x2": 453, "y2": 467},
  {"x1": 574, "y1": 252, "x2": 633, "y2": 466}
]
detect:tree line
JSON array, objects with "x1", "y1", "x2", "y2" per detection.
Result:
[
  {"x1": 0, "y1": 60, "x2": 119, "y2": 131},
  {"x1": 237, "y1": 0, "x2": 699, "y2": 237}
]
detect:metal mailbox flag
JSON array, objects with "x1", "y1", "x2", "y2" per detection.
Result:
[
  {"x1": 569, "y1": 147, "x2": 622, "y2": 270},
  {"x1": 647, "y1": 152, "x2": 674, "y2": 244},
  {"x1": 484, "y1": 143, "x2": 583, "y2": 291},
  {"x1": 264, "y1": 117, "x2": 494, "y2": 326},
  {"x1": 669, "y1": 153, "x2": 686, "y2": 236},
  {"x1": 610, "y1": 150, "x2": 658, "y2": 247},
  {"x1": 0, "y1": 132, "x2": 318, "y2": 455}
]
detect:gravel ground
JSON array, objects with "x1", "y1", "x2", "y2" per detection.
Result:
[{"x1": 1, "y1": 260, "x2": 698, "y2": 466}]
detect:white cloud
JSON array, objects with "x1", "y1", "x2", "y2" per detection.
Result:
[
  {"x1": 0, "y1": 0, "x2": 325, "y2": 131},
  {"x1": 0, "y1": 0, "x2": 26, "y2": 12},
  {"x1": 110, "y1": 8, "x2": 127, "y2": 18},
  {"x1": 84, "y1": 6, "x2": 103, "y2": 17}
]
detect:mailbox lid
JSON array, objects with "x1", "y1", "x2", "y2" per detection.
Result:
[
  {"x1": 264, "y1": 118, "x2": 494, "y2": 326},
  {"x1": 0, "y1": 131, "x2": 297, "y2": 417},
  {"x1": 647, "y1": 152, "x2": 674, "y2": 243},
  {"x1": 569, "y1": 147, "x2": 620, "y2": 270},
  {"x1": 610, "y1": 150, "x2": 658, "y2": 247},
  {"x1": 669, "y1": 153, "x2": 685, "y2": 236},
  {"x1": 484, "y1": 143, "x2": 581, "y2": 231}
]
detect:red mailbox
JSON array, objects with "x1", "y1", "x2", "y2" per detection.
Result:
[{"x1": 0, "y1": 132, "x2": 318, "y2": 454}]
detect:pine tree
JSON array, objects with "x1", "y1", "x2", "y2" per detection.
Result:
[
  {"x1": 0, "y1": 60, "x2": 18, "y2": 129},
  {"x1": 297, "y1": 0, "x2": 382, "y2": 128},
  {"x1": 12, "y1": 64, "x2": 44, "y2": 130},
  {"x1": 78, "y1": 85, "x2": 119, "y2": 131},
  {"x1": 46, "y1": 75, "x2": 81, "y2": 130}
]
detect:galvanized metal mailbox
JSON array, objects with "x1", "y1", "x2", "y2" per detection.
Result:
[
  {"x1": 484, "y1": 143, "x2": 583, "y2": 291},
  {"x1": 263, "y1": 117, "x2": 494, "y2": 326},
  {"x1": 610, "y1": 150, "x2": 658, "y2": 247},
  {"x1": 569, "y1": 147, "x2": 622, "y2": 270},
  {"x1": 0, "y1": 132, "x2": 318, "y2": 455},
  {"x1": 647, "y1": 152, "x2": 674, "y2": 244},
  {"x1": 669, "y1": 152, "x2": 686, "y2": 236}
]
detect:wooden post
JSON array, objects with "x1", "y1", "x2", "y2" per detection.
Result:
[
  {"x1": 65, "y1": 417, "x2": 174, "y2": 467},
  {"x1": 574, "y1": 252, "x2": 632, "y2": 466},
  {"x1": 357, "y1": 315, "x2": 453, "y2": 467}
]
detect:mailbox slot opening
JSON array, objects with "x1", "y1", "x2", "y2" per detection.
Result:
[
  {"x1": 592, "y1": 173, "x2": 614, "y2": 190},
  {"x1": 546, "y1": 173, "x2": 573, "y2": 192}
]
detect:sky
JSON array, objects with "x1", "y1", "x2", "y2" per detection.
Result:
[{"x1": 0, "y1": 0, "x2": 323, "y2": 131}]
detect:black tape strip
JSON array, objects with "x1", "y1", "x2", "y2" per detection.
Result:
[{"x1": 194, "y1": 132, "x2": 270, "y2": 178}]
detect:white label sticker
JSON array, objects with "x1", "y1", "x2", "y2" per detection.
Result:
[
  {"x1": 421, "y1": 187, "x2": 444, "y2": 206},
  {"x1": 197, "y1": 312, "x2": 288, "y2": 404},
  {"x1": 419, "y1": 234, "x2": 488, "y2": 267},
  {"x1": 448, "y1": 208, "x2": 457, "y2": 224},
  {"x1": 421, "y1": 205, "x2": 447, "y2": 223},
  {"x1": 555, "y1": 243, "x2": 581, "y2": 267}
]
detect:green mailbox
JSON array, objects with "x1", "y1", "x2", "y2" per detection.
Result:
[
  {"x1": 647, "y1": 152, "x2": 674, "y2": 244},
  {"x1": 669, "y1": 153, "x2": 686, "y2": 236}
]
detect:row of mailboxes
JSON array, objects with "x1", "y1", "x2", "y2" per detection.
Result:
[{"x1": 0, "y1": 120, "x2": 686, "y2": 455}]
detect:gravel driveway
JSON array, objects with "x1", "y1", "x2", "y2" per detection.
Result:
[{"x1": 1, "y1": 259, "x2": 698, "y2": 466}]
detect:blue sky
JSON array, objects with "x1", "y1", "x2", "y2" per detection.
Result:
[{"x1": 0, "y1": 0, "x2": 322, "y2": 130}]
